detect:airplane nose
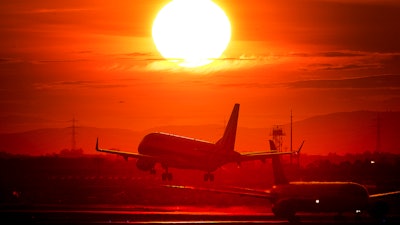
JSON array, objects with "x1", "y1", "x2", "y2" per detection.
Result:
[
  {"x1": 138, "y1": 133, "x2": 156, "y2": 154},
  {"x1": 138, "y1": 136, "x2": 148, "y2": 154}
]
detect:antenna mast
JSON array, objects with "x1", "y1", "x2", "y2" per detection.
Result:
[
  {"x1": 290, "y1": 110, "x2": 293, "y2": 152},
  {"x1": 376, "y1": 113, "x2": 381, "y2": 153},
  {"x1": 290, "y1": 110, "x2": 293, "y2": 164},
  {"x1": 71, "y1": 117, "x2": 77, "y2": 151}
]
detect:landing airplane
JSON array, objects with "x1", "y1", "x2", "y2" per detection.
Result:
[
  {"x1": 96, "y1": 103, "x2": 295, "y2": 181},
  {"x1": 166, "y1": 140, "x2": 400, "y2": 221}
]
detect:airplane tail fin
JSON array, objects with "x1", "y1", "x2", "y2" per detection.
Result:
[
  {"x1": 269, "y1": 140, "x2": 289, "y2": 185},
  {"x1": 215, "y1": 104, "x2": 239, "y2": 152}
]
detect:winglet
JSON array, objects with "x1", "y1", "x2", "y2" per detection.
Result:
[
  {"x1": 295, "y1": 140, "x2": 305, "y2": 155},
  {"x1": 96, "y1": 137, "x2": 100, "y2": 152}
]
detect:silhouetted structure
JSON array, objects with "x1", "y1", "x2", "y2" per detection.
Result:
[
  {"x1": 271, "y1": 125, "x2": 285, "y2": 152},
  {"x1": 96, "y1": 104, "x2": 294, "y2": 182},
  {"x1": 375, "y1": 113, "x2": 381, "y2": 153}
]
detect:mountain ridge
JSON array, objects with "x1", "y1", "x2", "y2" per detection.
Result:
[{"x1": 1, "y1": 111, "x2": 399, "y2": 155}]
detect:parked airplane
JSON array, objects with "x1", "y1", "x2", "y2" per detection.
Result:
[
  {"x1": 96, "y1": 103, "x2": 295, "y2": 181},
  {"x1": 166, "y1": 140, "x2": 400, "y2": 221}
]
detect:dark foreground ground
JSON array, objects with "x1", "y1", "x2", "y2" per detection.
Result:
[
  {"x1": 1, "y1": 153, "x2": 400, "y2": 224},
  {"x1": 1, "y1": 204, "x2": 400, "y2": 224}
]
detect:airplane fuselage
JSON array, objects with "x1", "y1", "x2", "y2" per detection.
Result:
[
  {"x1": 137, "y1": 132, "x2": 241, "y2": 172},
  {"x1": 270, "y1": 181, "x2": 370, "y2": 217},
  {"x1": 97, "y1": 104, "x2": 292, "y2": 181}
]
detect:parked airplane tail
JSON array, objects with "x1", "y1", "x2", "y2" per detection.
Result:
[
  {"x1": 215, "y1": 103, "x2": 239, "y2": 153},
  {"x1": 269, "y1": 140, "x2": 289, "y2": 185}
]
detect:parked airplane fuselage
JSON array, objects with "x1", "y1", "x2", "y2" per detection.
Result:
[{"x1": 271, "y1": 181, "x2": 370, "y2": 217}]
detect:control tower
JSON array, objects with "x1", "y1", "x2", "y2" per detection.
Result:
[{"x1": 271, "y1": 125, "x2": 285, "y2": 152}]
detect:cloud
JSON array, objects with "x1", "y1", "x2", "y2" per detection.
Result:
[
  {"x1": 142, "y1": 50, "x2": 397, "y2": 74},
  {"x1": 144, "y1": 54, "x2": 280, "y2": 74},
  {"x1": 0, "y1": 1, "x2": 94, "y2": 15},
  {"x1": 301, "y1": 62, "x2": 382, "y2": 71},
  {"x1": 287, "y1": 74, "x2": 400, "y2": 89},
  {"x1": 215, "y1": 82, "x2": 277, "y2": 89},
  {"x1": 0, "y1": 58, "x2": 23, "y2": 64},
  {"x1": 26, "y1": 8, "x2": 93, "y2": 13},
  {"x1": 119, "y1": 52, "x2": 153, "y2": 58},
  {"x1": 288, "y1": 51, "x2": 366, "y2": 58},
  {"x1": 291, "y1": 51, "x2": 400, "y2": 72},
  {"x1": 33, "y1": 80, "x2": 135, "y2": 90},
  {"x1": 195, "y1": 74, "x2": 400, "y2": 91},
  {"x1": 38, "y1": 59, "x2": 89, "y2": 63}
]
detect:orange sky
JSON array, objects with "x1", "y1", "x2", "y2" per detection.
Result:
[{"x1": 1, "y1": 0, "x2": 400, "y2": 134}]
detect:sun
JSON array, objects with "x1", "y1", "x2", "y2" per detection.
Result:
[{"x1": 152, "y1": 0, "x2": 231, "y2": 68}]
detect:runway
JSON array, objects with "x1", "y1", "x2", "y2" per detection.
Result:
[{"x1": 1, "y1": 205, "x2": 399, "y2": 224}]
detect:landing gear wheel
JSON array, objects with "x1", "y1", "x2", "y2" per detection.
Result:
[
  {"x1": 162, "y1": 172, "x2": 173, "y2": 181},
  {"x1": 204, "y1": 173, "x2": 214, "y2": 182},
  {"x1": 167, "y1": 173, "x2": 173, "y2": 181},
  {"x1": 161, "y1": 166, "x2": 173, "y2": 181}
]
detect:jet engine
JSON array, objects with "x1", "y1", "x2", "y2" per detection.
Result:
[{"x1": 136, "y1": 158, "x2": 155, "y2": 171}]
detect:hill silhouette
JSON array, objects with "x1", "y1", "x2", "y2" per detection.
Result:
[{"x1": 0, "y1": 111, "x2": 399, "y2": 155}]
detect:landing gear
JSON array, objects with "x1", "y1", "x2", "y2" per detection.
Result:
[
  {"x1": 204, "y1": 173, "x2": 214, "y2": 182},
  {"x1": 161, "y1": 166, "x2": 173, "y2": 181},
  {"x1": 162, "y1": 172, "x2": 173, "y2": 181}
]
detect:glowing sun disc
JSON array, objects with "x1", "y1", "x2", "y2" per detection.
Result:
[{"x1": 152, "y1": 0, "x2": 231, "y2": 68}]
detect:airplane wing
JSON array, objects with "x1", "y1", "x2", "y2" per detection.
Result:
[
  {"x1": 239, "y1": 140, "x2": 305, "y2": 162},
  {"x1": 164, "y1": 184, "x2": 272, "y2": 199},
  {"x1": 95, "y1": 138, "x2": 153, "y2": 160},
  {"x1": 239, "y1": 150, "x2": 294, "y2": 162},
  {"x1": 369, "y1": 190, "x2": 400, "y2": 198}
]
